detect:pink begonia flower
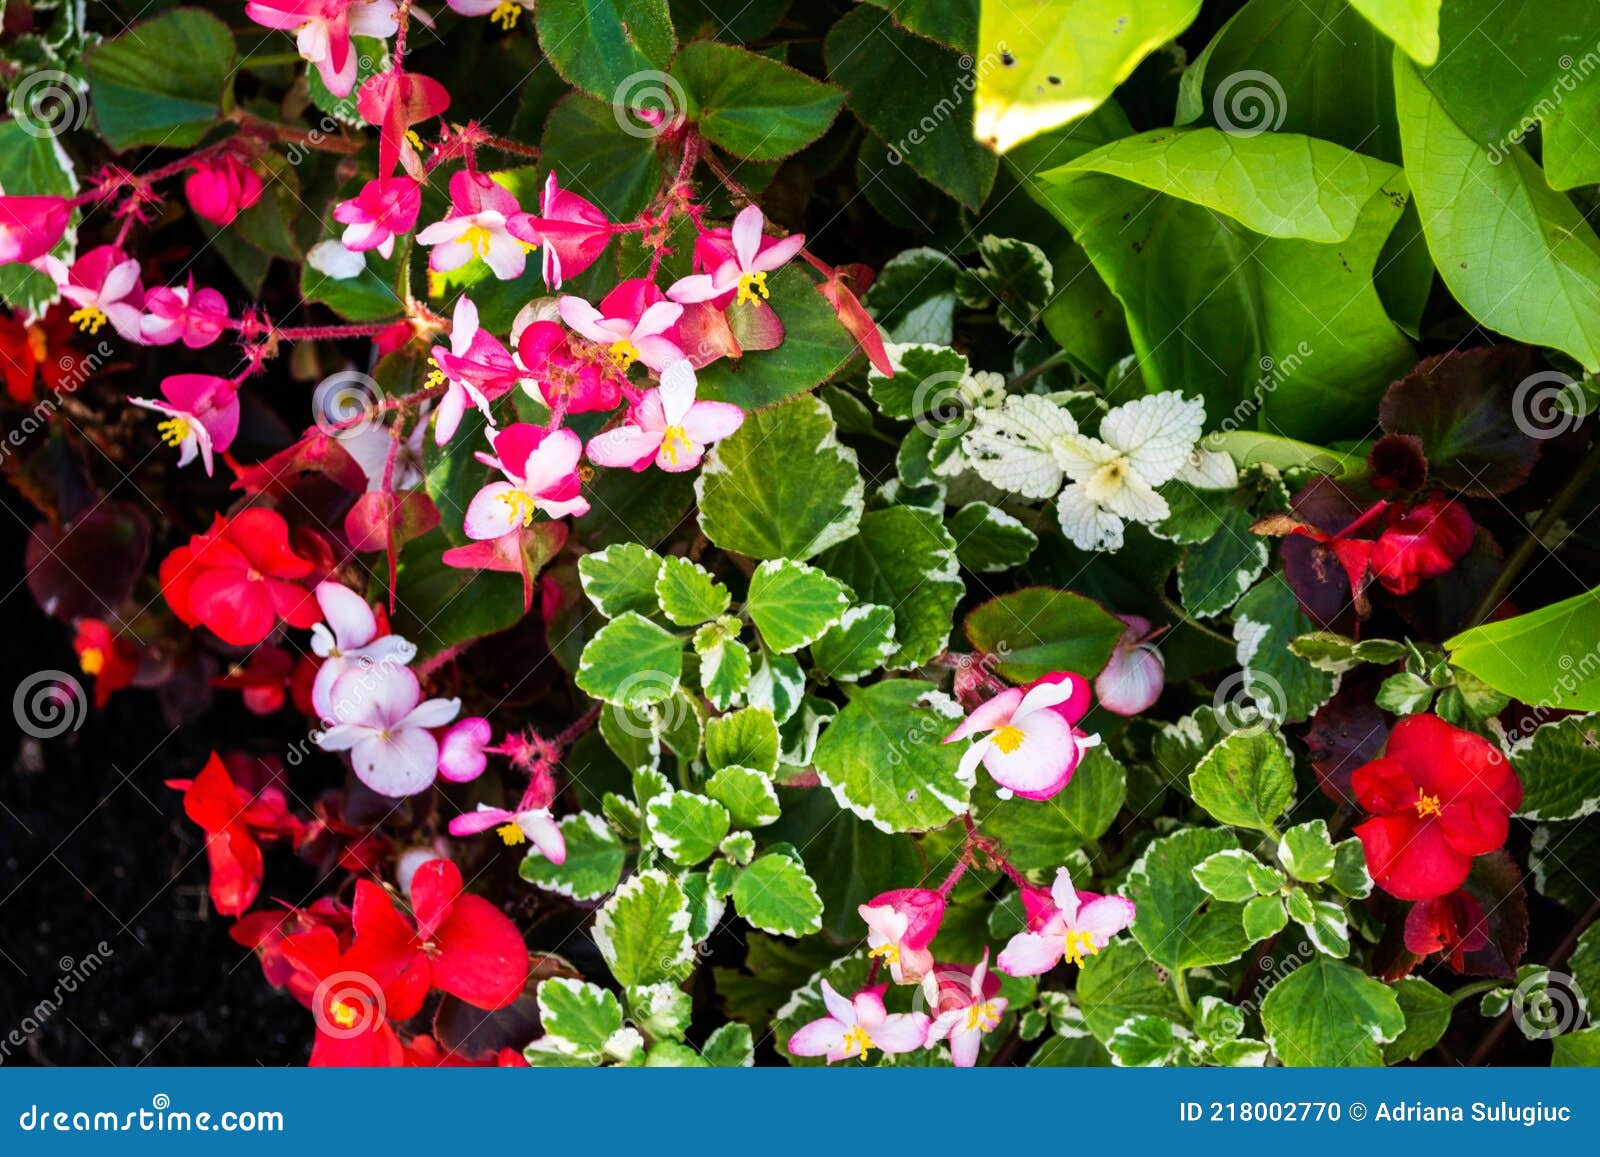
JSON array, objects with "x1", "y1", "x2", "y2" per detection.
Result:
[
  {"x1": 447, "y1": 0, "x2": 532, "y2": 26},
  {"x1": 449, "y1": 803, "x2": 565, "y2": 863},
  {"x1": 43, "y1": 245, "x2": 145, "y2": 342},
  {"x1": 941, "y1": 672, "x2": 1098, "y2": 800},
  {"x1": 356, "y1": 71, "x2": 450, "y2": 180},
  {"x1": 315, "y1": 663, "x2": 460, "y2": 797},
  {"x1": 585, "y1": 359, "x2": 744, "y2": 474},
  {"x1": 184, "y1": 153, "x2": 265, "y2": 227},
  {"x1": 515, "y1": 319, "x2": 619, "y2": 415},
  {"x1": 333, "y1": 176, "x2": 421, "y2": 257},
  {"x1": 245, "y1": 0, "x2": 399, "y2": 99},
  {"x1": 436, "y1": 717, "x2": 492, "y2": 783},
  {"x1": 858, "y1": 888, "x2": 945, "y2": 985},
  {"x1": 464, "y1": 424, "x2": 591, "y2": 539},
  {"x1": 308, "y1": 581, "x2": 418, "y2": 722},
  {"x1": 506, "y1": 172, "x2": 612, "y2": 289},
  {"x1": 1094, "y1": 613, "x2": 1165, "y2": 717},
  {"x1": 786, "y1": 980, "x2": 930, "y2": 1064},
  {"x1": 666, "y1": 205, "x2": 805, "y2": 310},
  {"x1": 996, "y1": 867, "x2": 1136, "y2": 978},
  {"x1": 430, "y1": 296, "x2": 520, "y2": 445},
  {"x1": 140, "y1": 281, "x2": 229, "y2": 348},
  {"x1": 0, "y1": 195, "x2": 71, "y2": 263},
  {"x1": 923, "y1": 952, "x2": 1008, "y2": 1068},
  {"x1": 414, "y1": 170, "x2": 531, "y2": 280},
  {"x1": 128, "y1": 373, "x2": 240, "y2": 476},
  {"x1": 557, "y1": 278, "x2": 685, "y2": 374}
]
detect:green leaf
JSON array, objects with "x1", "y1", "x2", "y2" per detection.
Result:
[
  {"x1": 825, "y1": 5, "x2": 997, "y2": 208},
  {"x1": 1279, "y1": 820, "x2": 1337, "y2": 883},
  {"x1": 810, "y1": 604, "x2": 898, "y2": 682},
  {"x1": 695, "y1": 619, "x2": 752, "y2": 710},
  {"x1": 627, "y1": 983, "x2": 692, "y2": 1042},
  {"x1": 580, "y1": 544, "x2": 665, "y2": 618},
  {"x1": 975, "y1": 745, "x2": 1127, "y2": 870},
  {"x1": 705, "y1": 766, "x2": 782, "y2": 828},
  {"x1": 535, "y1": 977, "x2": 625, "y2": 1055},
  {"x1": 748, "y1": 646, "x2": 805, "y2": 724},
  {"x1": 1348, "y1": 0, "x2": 1441, "y2": 64},
  {"x1": 534, "y1": 0, "x2": 676, "y2": 103},
  {"x1": 1076, "y1": 940, "x2": 1186, "y2": 1041},
  {"x1": 974, "y1": 0, "x2": 1201, "y2": 153},
  {"x1": 540, "y1": 93, "x2": 664, "y2": 220},
  {"x1": 594, "y1": 869, "x2": 695, "y2": 988},
  {"x1": 1190, "y1": 730, "x2": 1295, "y2": 834},
  {"x1": 692, "y1": 267, "x2": 859, "y2": 410},
  {"x1": 1032, "y1": 128, "x2": 1413, "y2": 440},
  {"x1": 732, "y1": 853, "x2": 823, "y2": 936},
  {"x1": 671, "y1": 40, "x2": 844, "y2": 161},
  {"x1": 1125, "y1": 828, "x2": 1254, "y2": 971},
  {"x1": 1446, "y1": 588, "x2": 1600, "y2": 712},
  {"x1": 1192, "y1": 849, "x2": 1268, "y2": 903},
  {"x1": 1511, "y1": 714, "x2": 1600, "y2": 822},
  {"x1": 84, "y1": 9, "x2": 236, "y2": 150},
  {"x1": 817, "y1": 507, "x2": 964, "y2": 670},
  {"x1": 576, "y1": 613, "x2": 685, "y2": 705},
  {"x1": 1552, "y1": 1026, "x2": 1600, "y2": 1066},
  {"x1": 701, "y1": 1021, "x2": 755, "y2": 1067},
  {"x1": 1177, "y1": 503, "x2": 1269, "y2": 619},
  {"x1": 949, "y1": 503, "x2": 1038, "y2": 573},
  {"x1": 812, "y1": 680, "x2": 972, "y2": 833},
  {"x1": 867, "y1": 344, "x2": 969, "y2": 420},
  {"x1": 1396, "y1": 56, "x2": 1600, "y2": 374},
  {"x1": 705, "y1": 706, "x2": 780, "y2": 774},
  {"x1": 1243, "y1": 895, "x2": 1289, "y2": 941},
  {"x1": 0, "y1": 121, "x2": 78, "y2": 311},
  {"x1": 697, "y1": 393, "x2": 863, "y2": 560},
  {"x1": 1233, "y1": 578, "x2": 1338, "y2": 723},
  {"x1": 1299, "y1": 898, "x2": 1351, "y2": 958},
  {"x1": 521, "y1": 813, "x2": 627, "y2": 900},
  {"x1": 865, "y1": 248, "x2": 962, "y2": 344},
  {"x1": 745, "y1": 559, "x2": 850, "y2": 653},
  {"x1": 646, "y1": 791, "x2": 731, "y2": 865},
  {"x1": 1261, "y1": 956, "x2": 1405, "y2": 1066},
  {"x1": 963, "y1": 587, "x2": 1125, "y2": 682},
  {"x1": 384, "y1": 530, "x2": 525, "y2": 660},
  {"x1": 954, "y1": 236, "x2": 1053, "y2": 335},
  {"x1": 655, "y1": 556, "x2": 729, "y2": 626},
  {"x1": 1330, "y1": 838, "x2": 1375, "y2": 899},
  {"x1": 1107, "y1": 1015, "x2": 1178, "y2": 1067}
]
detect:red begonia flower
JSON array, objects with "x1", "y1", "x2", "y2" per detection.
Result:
[
  {"x1": 410, "y1": 858, "x2": 530, "y2": 1010},
  {"x1": 159, "y1": 508, "x2": 321, "y2": 645},
  {"x1": 1369, "y1": 495, "x2": 1475, "y2": 596},
  {"x1": 1404, "y1": 888, "x2": 1490, "y2": 972},
  {"x1": 165, "y1": 752, "x2": 305, "y2": 916},
  {"x1": 1352, "y1": 714, "x2": 1522, "y2": 901},
  {"x1": 72, "y1": 618, "x2": 139, "y2": 707}
]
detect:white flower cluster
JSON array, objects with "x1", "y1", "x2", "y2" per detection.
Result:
[{"x1": 961, "y1": 391, "x2": 1237, "y2": 550}]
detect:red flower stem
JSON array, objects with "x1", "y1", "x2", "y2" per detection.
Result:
[
  {"x1": 935, "y1": 854, "x2": 970, "y2": 898},
  {"x1": 865, "y1": 957, "x2": 882, "y2": 986},
  {"x1": 553, "y1": 704, "x2": 602, "y2": 753},
  {"x1": 1334, "y1": 499, "x2": 1392, "y2": 541}
]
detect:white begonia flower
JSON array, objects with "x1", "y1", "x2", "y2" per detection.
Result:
[
  {"x1": 307, "y1": 239, "x2": 366, "y2": 280},
  {"x1": 1176, "y1": 443, "x2": 1240, "y2": 490},
  {"x1": 961, "y1": 393, "x2": 1084, "y2": 499},
  {"x1": 1053, "y1": 392, "x2": 1206, "y2": 551}
]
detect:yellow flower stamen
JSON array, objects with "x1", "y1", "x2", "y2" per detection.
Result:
[
  {"x1": 868, "y1": 942, "x2": 900, "y2": 965},
  {"x1": 736, "y1": 270, "x2": 769, "y2": 306},
  {"x1": 455, "y1": 223, "x2": 494, "y2": 260},
  {"x1": 157, "y1": 416, "x2": 192, "y2": 447},
  {"x1": 496, "y1": 822, "x2": 526, "y2": 846},
  {"x1": 26, "y1": 324, "x2": 48, "y2": 363},
  {"x1": 839, "y1": 1025, "x2": 875, "y2": 1060},
  {"x1": 658, "y1": 424, "x2": 693, "y2": 466},
  {"x1": 991, "y1": 724, "x2": 1025, "y2": 755},
  {"x1": 1415, "y1": 790, "x2": 1443, "y2": 818},
  {"x1": 425, "y1": 357, "x2": 448, "y2": 388},
  {"x1": 499, "y1": 489, "x2": 538, "y2": 528},
  {"x1": 607, "y1": 338, "x2": 640, "y2": 371},
  {"x1": 69, "y1": 305, "x2": 108, "y2": 335},
  {"x1": 329, "y1": 999, "x2": 361, "y2": 1030},
  {"x1": 1063, "y1": 929, "x2": 1100, "y2": 967},
  {"x1": 490, "y1": 0, "x2": 521, "y2": 30},
  {"x1": 406, "y1": 128, "x2": 425, "y2": 152},
  {"x1": 516, "y1": 238, "x2": 539, "y2": 254},
  {"x1": 964, "y1": 1001, "x2": 1000, "y2": 1033},
  {"x1": 79, "y1": 647, "x2": 105, "y2": 676}
]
